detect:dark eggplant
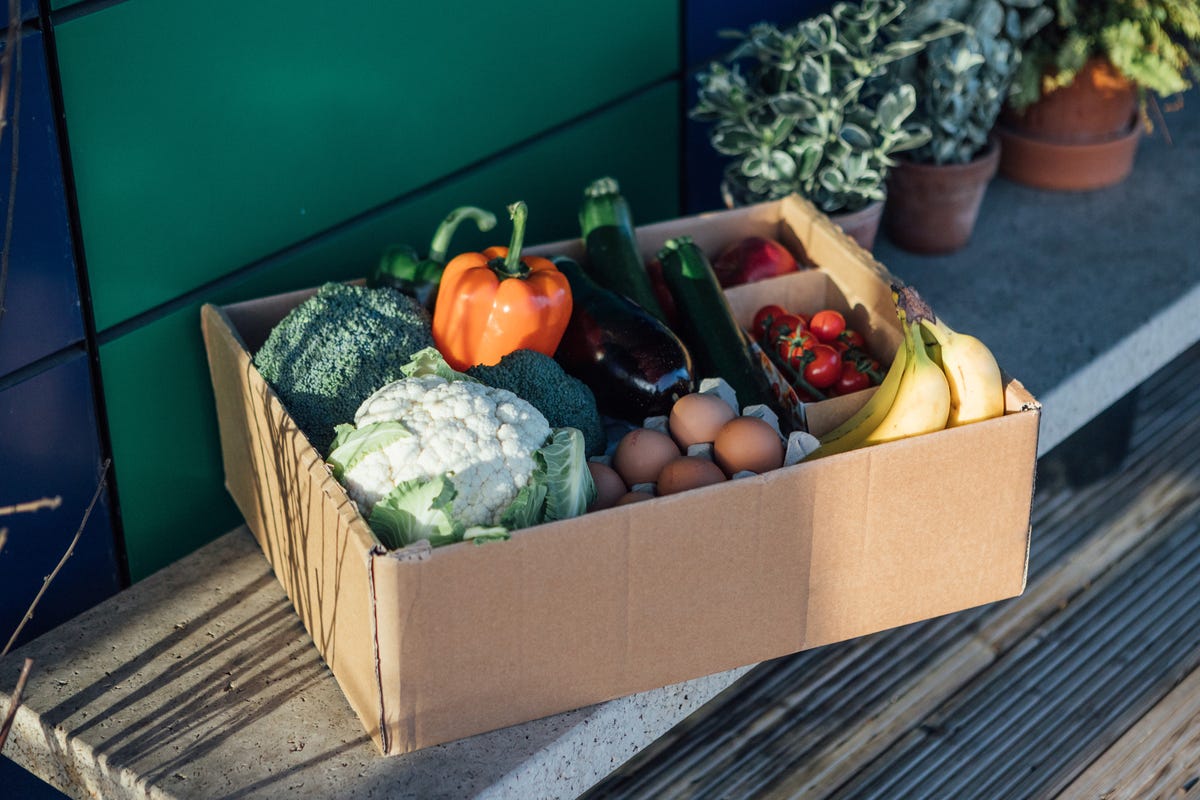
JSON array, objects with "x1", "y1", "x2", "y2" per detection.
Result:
[{"x1": 552, "y1": 256, "x2": 694, "y2": 423}]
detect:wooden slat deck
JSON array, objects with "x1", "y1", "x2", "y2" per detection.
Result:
[{"x1": 583, "y1": 346, "x2": 1200, "y2": 799}]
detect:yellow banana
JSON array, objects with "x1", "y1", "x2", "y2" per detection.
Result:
[
  {"x1": 860, "y1": 320, "x2": 950, "y2": 445},
  {"x1": 919, "y1": 317, "x2": 1005, "y2": 426},
  {"x1": 809, "y1": 320, "x2": 910, "y2": 458}
]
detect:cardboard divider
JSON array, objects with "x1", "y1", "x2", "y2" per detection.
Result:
[{"x1": 202, "y1": 195, "x2": 1040, "y2": 755}]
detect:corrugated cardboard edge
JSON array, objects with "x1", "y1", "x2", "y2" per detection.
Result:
[
  {"x1": 1003, "y1": 374, "x2": 1042, "y2": 595},
  {"x1": 201, "y1": 302, "x2": 393, "y2": 753}
]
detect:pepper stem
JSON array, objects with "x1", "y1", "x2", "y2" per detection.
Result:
[
  {"x1": 500, "y1": 201, "x2": 529, "y2": 277},
  {"x1": 428, "y1": 206, "x2": 497, "y2": 264}
]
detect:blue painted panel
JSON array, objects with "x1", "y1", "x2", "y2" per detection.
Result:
[
  {"x1": 0, "y1": 353, "x2": 121, "y2": 649},
  {"x1": 0, "y1": 0, "x2": 39, "y2": 27},
  {"x1": 0, "y1": 31, "x2": 85, "y2": 378},
  {"x1": 0, "y1": 756, "x2": 68, "y2": 800},
  {"x1": 684, "y1": 0, "x2": 832, "y2": 68},
  {"x1": 683, "y1": 1, "x2": 834, "y2": 212}
]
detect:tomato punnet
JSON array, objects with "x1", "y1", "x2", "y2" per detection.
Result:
[
  {"x1": 803, "y1": 343, "x2": 842, "y2": 389},
  {"x1": 834, "y1": 360, "x2": 872, "y2": 395},
  {"x1": 809, "y1": 309, "x2": 846, "y2": 344},
  {"x1": 751, "y1": 304, "x2": 788, "y2": 342}
]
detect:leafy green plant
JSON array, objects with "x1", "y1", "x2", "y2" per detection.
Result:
[
  {"x1": 691, "y1": 0, "x2": 932, "y2": 214},
  {"x1": 892, "y1": 0, "x2": 1052, "y2": 164},
  {"x1": 1010, "y1": 0, "x2": 1200, "y2": 112}
]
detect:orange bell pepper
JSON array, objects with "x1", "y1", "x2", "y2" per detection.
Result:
[{"x1": 432, "y1": 201, "x2": 573, "y2": 371}]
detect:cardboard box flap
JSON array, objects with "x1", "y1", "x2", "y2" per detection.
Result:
[{"x1": 1004, "y1": 375, "x2": 1041, "y2": 413}]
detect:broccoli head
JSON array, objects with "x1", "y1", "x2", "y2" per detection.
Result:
[
  {"x1": 253, "y1": 282, "x2": 435, "y2": 453},
  {"x1": 467, "y1": 349, "x2": 607, "y2": 457}
]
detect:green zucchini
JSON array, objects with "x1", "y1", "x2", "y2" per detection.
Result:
[
  {"x1": 657, "y1": 236, "x2": 781, "y2": 418},
  {"x1": 579, "y1": 177, "x2": 669, "y2": 324}
]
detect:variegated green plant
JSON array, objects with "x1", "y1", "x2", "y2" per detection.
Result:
[
  {"x1": 1010, "y1": 0, "x2": 1200, "y2": 113},
  {"x1": 691, "y1": 0, "x2": 931, "y2": 214},
  {"x1": 891, "y1": 0, "x2": 1052, "y2": 164}
]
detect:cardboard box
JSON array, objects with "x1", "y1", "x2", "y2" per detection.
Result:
[{"x1": 201, "y1": 195, "x2": 1040, "y2": 755}]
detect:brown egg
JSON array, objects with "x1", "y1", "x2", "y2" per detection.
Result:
[
  {"x1": 612, "y1": 428, "x2": 681, "y2": 486},
  {"x1": 587, "y1": 462, "x2": 627, "y2": 512},
  {"x1": 713, "y1": 416, "x2": 785, "y2": 476},
  {"x1": 669, "y1": 392, "x2": 738, "y2": 448},
  {"x1": 656, "y1": 456, "x2": 728, "y2": 496},
  {"x1": 615, "y1": 490, "x2": 655, "y2": 506}
]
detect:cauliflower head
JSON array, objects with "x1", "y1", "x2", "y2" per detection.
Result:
[{"x1": 337, "y1": 374, "x2": 552, "y2": 527}]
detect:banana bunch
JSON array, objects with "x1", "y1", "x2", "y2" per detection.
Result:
[{"x1": 810, "y1": 285, "x2": 1005, "y2": 458}]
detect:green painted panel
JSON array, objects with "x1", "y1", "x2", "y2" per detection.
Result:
[
  {"x1": 55, "y1": 0, "x2": 678, "y2": 332},
  {"x1": 106, "y1": 86, "x2": 679, "y2": 581},
  {"x1": 99, "y1": 308, "x2": 244, "y2": 581}
]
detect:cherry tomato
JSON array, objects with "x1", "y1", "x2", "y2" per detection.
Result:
[
  {"x1": 850, "y1": 354, "x2": 884, "y2": 384},
  {"x1": 776, "y1": 329, "x2": 814, "y2": 369},
  {"x1": 834, "y1": 360, "x2": 872, "y2": 395},
  {"x1": 835, "y1": 328, "x2": 865, "y2": 353},
  {"x1": 768, "y1": 312, "x2": 806, "y2": 346},
  {"x1": 803, "y1": 344, "x2": 842, "y2": 389},
  {"x1": 751, "y1": 304, "x2": 787, "y2": 342},
  {"x1": 809, "y1": 309, "x2": 847, "y2": 345}
]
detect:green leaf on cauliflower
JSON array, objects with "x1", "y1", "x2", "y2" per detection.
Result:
[
  {"x1": 463, "y1": 526, "x2": 511, "y2": 545},
  {"x1": 499, "y1": 461, "x2": 550, "y2": 531},
  {"x1": 326, "y1": 420, "x2": 411, "y2": 481},
  {"x1": 368, "y1": 474, "x2": 462, "y2": 550},
  {"x1": 541, "y1": 427, "x2": 597, "y2": 522},
  {"x1": 495, "y1": 427, "x2": 595, "y2": 531},
  {"x1": 399, "y1": 346, "x2": 479, "y2": 383}
]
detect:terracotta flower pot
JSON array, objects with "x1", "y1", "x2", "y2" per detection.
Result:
[
  {"x1": 996, "y1": 119, "x2": 1141, "y2": 192},
  {"x1": 883, "y1": 139, "x2": 1001, "y2": 255},
  {"x1": 829, "y1": 200, "x2": 885, "y2": 252},
  {"x1": 1001, "y1": 58, "x2": 1137, "y2": 143},
  {"x1": 997, "y1": 57, "x2": 1141, "y2": 191}
]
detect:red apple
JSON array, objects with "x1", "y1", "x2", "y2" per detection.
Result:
[{"x1": 712, "y1": 236, "x2": 801, "y2": 287}]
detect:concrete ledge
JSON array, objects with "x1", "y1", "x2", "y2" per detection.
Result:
[{"x1": 1, "y1": 529, "x2": 749, "y2": 799}]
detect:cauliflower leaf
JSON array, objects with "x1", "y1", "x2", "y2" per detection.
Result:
[
  {"x1": 399, "y1": 346, "x2": 479, "y2": 382},
  {"x1": 542, "y1": 428, "x2": 597, "y2": 522},
  {"x1": 326, "y1": 421, "x2": 411, "y2": 481},
  {"x1": 368, "y1": 475, "x2": 461, "y2": 549}
]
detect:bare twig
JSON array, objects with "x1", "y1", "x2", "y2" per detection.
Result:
[
  {"x1": 0, "y1": 528, "x2": 7, "y2": 555},
  {"x1": 2, "y1": 459, "x2": 111, "y2": 659},
  {"x1": 0, "y1": 496, "x2": 62, "y2": 516},
  {"x1": 0, "y1": 657, "x2": 33, "y2": 753},
  {"x1": 0, "y1": 0, "x2": 19, "y2": 133},
  {"x1": 0, "y1": 0, "x2": 21, "y2": 326}
]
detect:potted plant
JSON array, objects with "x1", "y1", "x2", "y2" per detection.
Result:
[
  {"x1": 882, "y1": 0, "x2": 1052, "y2": 254},
  {"x1": 690, "y1": 0, "x2": 932, "y2": 251},
  {"x1": 998, "y1": 0, "x2": 1200, "y2": 190}
]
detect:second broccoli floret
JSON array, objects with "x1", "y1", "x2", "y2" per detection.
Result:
[
  {"x1": 467, "y1": 349, "x2": 607, "y2": 457},
  {"x1": 253, "y1": 282, "x2": 435, "y2": 453}
]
